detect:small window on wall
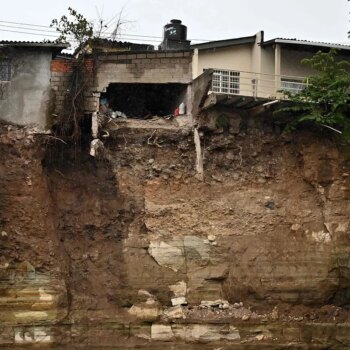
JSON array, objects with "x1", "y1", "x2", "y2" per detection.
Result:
[
  {"x1": 0, "y1": 58, "x2": 11, "y2": 100},
  {"x1": 0, "y1": 59, "x2": 11, "y2": 81}
]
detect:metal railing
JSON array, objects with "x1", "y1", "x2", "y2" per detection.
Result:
[{"x1": 210, "y1": 69, "x2": 309, "y2": 99}]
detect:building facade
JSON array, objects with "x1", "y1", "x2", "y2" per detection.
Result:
[{"x1": 0, "y1": 42, "x2": 67, "y2": 127}]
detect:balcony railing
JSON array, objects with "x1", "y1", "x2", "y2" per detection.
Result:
[{"x1": 210, "y1": 69, "x2": 308, "y2": 99}]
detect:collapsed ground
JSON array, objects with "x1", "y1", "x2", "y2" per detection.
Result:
[{"x1": 1, "y1": 112, "x2": 350, "y2": 349}]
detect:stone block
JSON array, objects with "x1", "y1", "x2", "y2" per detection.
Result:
[{"x1": 151, "y1": 324, "x2": 174, "y2": 341}]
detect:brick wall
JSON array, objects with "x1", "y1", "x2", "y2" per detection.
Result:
[
  {"x1": 50, "y1": 58, "x2": 73, "y2": 116},
  {"x1": 95, "y1": 51, "x2": 193, "y2": 92},
  {"x1": 50, "y1": 57, "x2": 96, "y2": 116}
]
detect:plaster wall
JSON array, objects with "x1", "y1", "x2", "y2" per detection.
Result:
[
  {"x1": 194, "y1": 45, "x2": 252, "y2": 78},
  {"x1": 280, "y1": 48, "x2": 316, "y2": 77},
  {"x1": 260, "y1": 46, "x2": 275, "y2": 76},
  {"x1": 0, "y1": 48, "x2": 52, "y2": 127}
]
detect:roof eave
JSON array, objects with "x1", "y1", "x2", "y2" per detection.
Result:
[
  {"x1": 0, "y1": 42, "x2": 69, "y2": 49},
  {"x1": 191, "y1": 35, "x2": 256, "y2": 50},
  {"x1": 262, "y1": 39, "x2": 350, "y2": 51}
]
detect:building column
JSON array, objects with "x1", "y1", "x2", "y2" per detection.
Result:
[
  {"x1": 274, "y1": 44, "x2": 281, "y2": 95},
  {"x1": 192, "y1": 48, "x2": 199, "y2": 79}
]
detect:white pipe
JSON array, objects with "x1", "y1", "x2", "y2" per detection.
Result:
[
  {"x1": 263, "y1": 100, "x2": 279, "y2": 107},
  {"x1": 321, "y1": 124, "x2": 342, "y2": 134}
]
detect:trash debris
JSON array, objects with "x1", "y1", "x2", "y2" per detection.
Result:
[
  {"x1": 199, "y1": 300, "x2": 230, "y2": 309},
  {"x1": 179, "y1": 102, "x2": 186, "y2": 115},
  {"x1": 111, "y1": 111, "x2": 127, "y2": 119}
]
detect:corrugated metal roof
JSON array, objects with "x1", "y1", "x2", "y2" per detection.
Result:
[
  {"x1": 86, "y1": 38, "x2": 154, "y2": 51},
  {"x1": 191, "y1": 35, "x2": 256, "y2": 50},
  {"x1": 73, "y1": 38, "x2": 154, "y2": 56},
  {"x1": 262, "y1": 38, "x2": 350, "y2": 50},
  {"x1": 0, "y1": 40, "x2": 68, "y2": 48}
]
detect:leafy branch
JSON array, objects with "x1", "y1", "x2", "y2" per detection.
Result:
[
  {"x1": 51, "y1": 7, "x2": 94, "y2": 46},
  {"x1": 277, "y1": 49, "x2": 350, "y2": 141}
]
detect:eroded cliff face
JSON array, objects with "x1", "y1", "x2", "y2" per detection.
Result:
[{"x1": 1, "y1": 115, "x2": 350, "y2": 349}]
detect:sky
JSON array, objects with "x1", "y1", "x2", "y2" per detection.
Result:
[{"x1": 1, "y1": 0, "x2": 349, "y2": 46}]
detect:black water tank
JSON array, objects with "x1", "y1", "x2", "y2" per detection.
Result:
[{"x1": 163, "y1": 19, "x2": 187, "y2": 41}]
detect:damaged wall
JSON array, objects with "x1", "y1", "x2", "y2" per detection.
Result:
[
  {"x1": 50, "y1": 57, "x2": 95, "y2": 117},
  {"x1": 50, "y1": 51, "x2": 193, "y2": 119},
  {"x1": 94, "y1": 51, "x2": 193, "y2": 116}
]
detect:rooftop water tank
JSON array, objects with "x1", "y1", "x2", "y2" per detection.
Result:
[
  {"x1": 159, "y1": 19, "x2": 191, "y2": 51},
  {"x1": 164, "y1": 19, "x2": 187, "y2": 42}
]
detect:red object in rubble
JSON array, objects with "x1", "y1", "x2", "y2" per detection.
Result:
[{"x1": 174, "y1": 107, "x2": 180, "y2": 116}]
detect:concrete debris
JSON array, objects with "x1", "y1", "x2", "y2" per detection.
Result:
[
  {"x1": 163, "y1": 305, "x2": 186, "y2": 319},
  {"x1": 111, "y1": 111, "x2": 127, "y2": 119},
  {"x1": 200, "y1": 300, "x2": 230, "y2": 309},
  {"x1": 169, "y1": 281, "x2": 187, "y2": 306},
  {"x1": 233, "y1": 302, "x2": 243, "y2": 309},
  {"x1": 171, "y1": 297, "x2": 188, "y2": 306},
  {"x1": 138, "y1": 289, "x2": 156, "y2": 300},
  {"x1": 89, "y1": 139, "x2": 104, "y2": 158},
  {"x1": 207, "y1": 235, "x2": 216, "y2": 242}
]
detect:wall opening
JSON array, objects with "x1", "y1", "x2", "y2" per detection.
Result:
[{"x1": 101, "y1": 83, "x2": 188, "y2": 119}]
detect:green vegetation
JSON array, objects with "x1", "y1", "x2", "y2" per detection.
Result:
[
  {"x1": 51, "y1": 7, "x2": 94, "y2": 46},
  {"x1": 215, "y1": 114, "x2": 230, "y2": 133},
  {"x1": 51, "y1": 7, "x2": 129, "y2": 48},
  {"x1": 278, "y1": 49, "x2": 350, "y2": 141}
]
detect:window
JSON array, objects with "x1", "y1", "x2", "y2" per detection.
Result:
[
  {"x1": 212, "y1": 69, "x2": 240, "y2": 95},
  {"x1": 0, "y1": 58, "x2": 11, "y2": 100},
  {"x1": 281, "y1": 78, "x2": 305, "y2": 94},
  {"x1": 0, "y1": 59, "x2": 11, "y2": 81}
]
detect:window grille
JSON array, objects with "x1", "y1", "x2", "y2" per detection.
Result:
[
  {"x1": 0, "y1": 82, "x2": 9, "y2": 100},
  {"x1": 212, "y1": 70, "x2": 240, "y2": 95},
  {"x1": 0, "y1": 59, "x2": 11, "y2": 81},
  {"x1": 281, "y1": 79, "x2": 305, "y2": 94}
]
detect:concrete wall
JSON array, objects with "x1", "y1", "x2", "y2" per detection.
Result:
[
  {"x1": 193, "y1": 45, "x2": 253, "y2": 78},
  {"x1": 95, "y1": 51, "x2": 193, "y2": 92},
  {"x1": 0, "y1": 48, "x2": 52, "y2": 127},
  {"x1": 260, "y1": 46, "x2": 275, "y2": 76},
  {"x1": 50, "y1": 51, "x2": 193, "y2": 117},
  {"x1": 280, "y1": 48, "x2": 316, "y2": 78}
]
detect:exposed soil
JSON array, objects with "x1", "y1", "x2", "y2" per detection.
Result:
[{"x1": 1, "y1": 114, "x2": 350, "y2": 349}]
